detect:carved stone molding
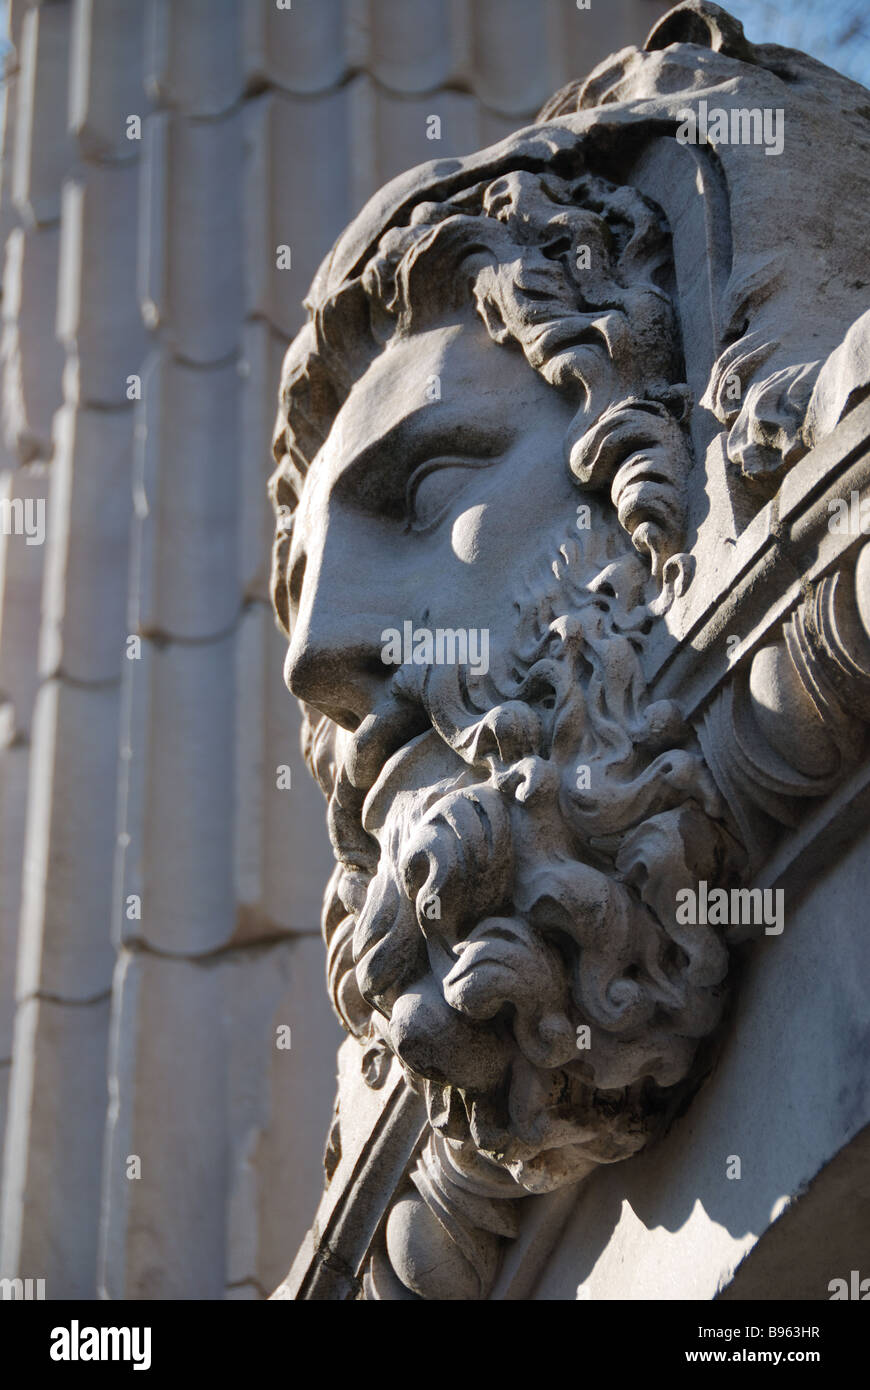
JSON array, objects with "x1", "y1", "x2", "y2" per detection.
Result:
[{"x1": 702, "y1": 541, "x2": 870, "y2": 874}]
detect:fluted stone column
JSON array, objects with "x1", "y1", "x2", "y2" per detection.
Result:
[{"x1": 0, "y1": 0, "x2": 672, "y2": 1300}]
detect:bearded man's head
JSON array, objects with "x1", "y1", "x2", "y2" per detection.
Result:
[{"x1": 269, "y1": 165, "x2": 745, "y2": 1194}]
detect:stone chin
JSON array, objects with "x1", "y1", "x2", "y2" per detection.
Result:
[{"x1": 337, "y1": 533, "x2": 744, "y2": 1193}]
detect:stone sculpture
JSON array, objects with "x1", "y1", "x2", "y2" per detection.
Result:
[{"x1": 268, "y1": 2, "x2": 870, "y2": 1298}]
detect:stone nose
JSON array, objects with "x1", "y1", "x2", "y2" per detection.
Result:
[
  {"x1": 283, "y1": 548, "x2": 392, "y2": 730},
  {"x1": 283, "y1": 626, "x2": 390, "y2": 731}
]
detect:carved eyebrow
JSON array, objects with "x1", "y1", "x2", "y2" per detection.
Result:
[{"x1": 330, "y1": 407, "x2": 514, "y2": 518}]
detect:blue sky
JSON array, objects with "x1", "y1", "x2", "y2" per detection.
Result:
[{"x1": 704, "y1": 0, "x2": 870, "y2": 85}]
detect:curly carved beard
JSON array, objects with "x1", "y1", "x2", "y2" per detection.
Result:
[{"x1": 307, "y1": 513, "x2": 744, "y2": 1193}]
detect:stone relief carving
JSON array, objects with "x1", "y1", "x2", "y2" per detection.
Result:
[{"x1": 268, "y1": 2, "x2": 870, "y2": 1298}]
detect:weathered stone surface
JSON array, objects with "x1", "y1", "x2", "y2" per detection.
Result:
[
  {"x1": 139, "y1": 110, "x2": 244, "y2": 363},
  {"x1": 117, "y1": 632, "x2": 236, "y2": 956},
  {"x1": 0, "y1": 742, "x2": 30, "y2": 1059},
  {"x1": 466, "y1": 0, "x2": 563, "y2": 115},
  {"x1": 0, "y1": 1063, "x2": 9, "y2": 1196},
  {"x1": 363, "y1": 0, "x2": 458, "y2": 97},
  {"x1": 17, "y1": 679, "x2": 119, "y2": 1001},
  {"x1": 11, "y1": 2, "x2": 72, "y2": 227},
  {"x1": 239, "y1": 0, "x2": 671, "y2": 109},
  {"x1": 243, "y1": 90, "x2": 354, "y2": 341},
  {"x1": 0, "y1": 3, "x2": 26, "y2": 271},
  {"x1": 270, "y1": 1, "x2": 870, "y2": 1299},
  {"x1": 98, "y1": 950, "x2": 227, "y2": 1299},
  {"x1": 346, "y1": 79, "x2": 482, "y2": 212},
  {"x1": 0, "y1": 462, "x2": 48, "y2": 731},
  {"x1": 57, "y1": 162, "x2": 149, "y2": 407},
  {"x1": 240, "y1": 320, "x2": 287, "y2": 602},
  {"x1": 0, "y1": 227, "x2": 64, "y2": 462},
  {"x1": 244, "y1": 0, "x2": 355, "y2": 97},
  {"x1": 0, "y1": 996, "x2": 110, "y2": 1300},
  {"x1": 144, "y1": 0, "x2": 244, "y2": 120},
  {"x1": 117, "y1": 605, "x2": 334, "y2": 957},
  {"x1": 2, "y1": 0, "x2": 866, "y2": 1315},
  {"x1": 535, "y1": 827, "x2": 870, "y2": 1299},
  {"x1": 69, "y1": 0, "x2": 151, "y2": 163},
  {"x1": 719, "y1": 1125, "x2": 870, "y2": 1303},
  {"x1": 131, "y1": 353, "x2": 241, "y2": 642},
  {"x1": 224, "y1": 934, "x2": 343, "y2": 1296},
  {"x1": 100, "y1": 938, "x2": 341, "y2": 1299},
  {"x1": 242, "y1": 79, "x2": 572, "y2": 345},
  {"x1": 40, "y1": 406, "x2": 133, "y2": 682},
  {"x1": 234, "y1": 603, "x2": 337, "y2": 939}
]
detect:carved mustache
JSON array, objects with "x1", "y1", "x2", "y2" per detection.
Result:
[
  {"x1": 305, "y1": 693, "x2": 432, "y2": 875},
  {"x1": 318, "y1": 661, "x2": 491, "y2": 872}
]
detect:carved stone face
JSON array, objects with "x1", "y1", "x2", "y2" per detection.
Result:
[
  {"x1": 272, "y1": 163, "x2": 746, "y2": 1196},
  {"x1": 283, "y1": 303, "x2": 579, "y2": 727},
  {"x1": 282, "y1": 299, "x2": 742, "y2": 1191},
  {"x1": 272, "y1": 4, "x2": 870, "y2": 1298}
]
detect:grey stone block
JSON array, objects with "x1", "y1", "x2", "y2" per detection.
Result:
[
  {"x1": 11, "y1": 3, "x2": 72, "y2": 227},
  {"x1": 17, "y1": 679, "x2": 119, "y2": 1001},
  {"x1": 40, "y1": 405, "x2": 133, "y2": 683},
  {"x1": 138, "y1": 110, "x2": 244, "y2": 364},
  {"x1": 0, "y1": 995, "x2": 110, "y2": 1299},
  {"x1": 57, "y1": 162, "x2": 149, "y2": 407},
  {"x1": 364, "y1": 0, "x2": 456, "y2": 97},
  {"x1": 0, "y1": 742, "x2": 30, "y2": 1057},
  {"x1": 117, "y1": 632, "x2": 236, "y2": 956},
  {"x1": 130, "y1": 352, "x2": 241, "y2": 642},
  {"x1": 244, "y1": 90, "x2": 352, "y2": 340},
  {"x1": 98, "y1": 949, "x2": 229, "y2": 1299},
  {"x1": 235, "y1": 604, "x2": 336, "y2": 940},
  {"x1": 224, "y1": 934, "x2": 342, "y2": 1295},
  {"x1": 243, "y1": 0, "x2": 352, "y2": 98},
  {"x1": 347, "y1": 78, "x2": 481, "y2": 210},
  {"x1": 69, "y1": 0, "x2": 150, "y2": 162},
  {"x1": 100, "y1": 937, "x2": 341, "y2": 1300},
  {"x1": 145, "y1": 0, "x2": 244, "y2": 119},
  {"x1": 240, "y1": 319, "x2": 286, "y2": 603},
  {"x1": 0, "y1": 462, "x2": 48, "y2": 731},
  {"x1": 0, "y1": 227, "x2": 64, "y2": 461}
]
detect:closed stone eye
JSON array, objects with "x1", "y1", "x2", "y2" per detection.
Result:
[{"x1": 405, "y1": 456, "x2": 499, "y2": 533}]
